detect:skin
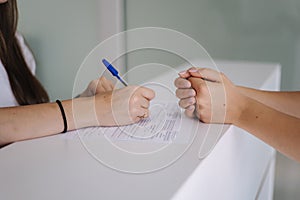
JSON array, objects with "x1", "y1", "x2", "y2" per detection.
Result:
[
  {"x1": 0, "y1": 0, "x2": 7, "y2": 3},
  {"x1": 174, "y1": 67, "x2": 300, "y2": 162},
  {"x1": 0, "y1": 77, "x2": 155, "y2": 146}
]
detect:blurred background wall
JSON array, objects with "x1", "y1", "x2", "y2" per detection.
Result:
[
  {"x1": 17, "y1": 0, "x2": 300, "y2": 199},
  {"x1": 18, "y1": 0, "x2": 101, "y2": 100}
]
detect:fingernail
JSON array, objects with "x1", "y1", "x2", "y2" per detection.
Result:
[
  {"x1": 178, "y1": 70, "x2": 187, "y2": 75},
  {"x1": 188, "y1": 69, "x2": 198, "y2": 73}
]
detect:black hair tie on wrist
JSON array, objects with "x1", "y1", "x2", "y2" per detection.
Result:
[{"x1": 56, "y1": 100, "x2": 67, "y2": 133}]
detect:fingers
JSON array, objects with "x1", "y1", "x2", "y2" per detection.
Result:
[
  {"x1": 175, "y1": 72, "x2": 197, "y2": 118},
  {"x1": 137, "y1": 107, "x2": 149, "y2": 118},
  {"x1": 140, "y1": 98, "x2": 150, "y2": 109},
  {"x1": 175, "y1": 73, "x2": 206, "y2": 119},
  {"x1": 176, "y1": 88, "x2": 196, "y2": 99},
  {"x1": 136, "y1": 88, "x2": 153, "y2": 111},
  {"x1": 97, "y1": 76, "x2": 114, "y2": 93},
  {"x1": 174, "y1": 77, "x2": 191, "y2": 89},
  {"x1": 176, "y1": 87, "x2": 196, "y2": 118},
  {"x1": 178, "y1": 67, "x2": 223, "y2": 83},
  {"x1": 125, "y1": 86, "x2": 154, "y2": 123},
  {"x1": 178, "y1": 97, "x2": 196, "y2": 109},
  {"x1": 107, "y1": 85, "x2": 154, "y2": 126},
  {"x1": 178, "y1": 67, "x2": 197, "y2": 78},
  {"x1": 184, "y1": 105, "x2": 195, "y2": 118},
  {"x1": 82, "y1": 76, "x2": 115, "y2": 97},
  {"x1": 132, "y1": 105, "x2": 150, "y2": 123},
  {"x1": 140, "y1": 87, "x2": 155, "y2": 100},
  {"x1": 178, "y1": 70, "x2": 190, "y2": 78}
]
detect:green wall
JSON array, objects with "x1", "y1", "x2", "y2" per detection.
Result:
[
  {"x1": 18, "y1": 0, "x2": 100, "y2": 100},
  {"x1": 125, "y1": 0, "x2": 300, "y2": 90},
  {"x1": 17, "y1": 0, "x2": 300, "y2": 101}
]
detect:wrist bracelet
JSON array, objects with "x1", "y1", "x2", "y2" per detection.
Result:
[{"x1": 56, "y1": 100, "x2": 68, "y2": 133}]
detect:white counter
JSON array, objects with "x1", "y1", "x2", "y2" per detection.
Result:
[{"x1": 0, "y1": 60, "x2": 280, "y2": 200}]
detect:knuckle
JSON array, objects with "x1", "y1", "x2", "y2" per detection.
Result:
[
  {"x1": 146, "y1": 88, "x2": 155, "y2": 98},
  {"x1": 178, "y1": 100, "x2": 185, "y2": 108},
  {"x1": 190, "y1": 89, "x2": 196, "y2": 96},
  {"x1": 131, "y1": 96, "x2": 139, "y2": 104},
  {"x1": 177, "y1": 78, "x2": 190, "y2": 88},
  {"x1": 175, "y1": 89, "x2": 181, "y2": 98},
  {"x1": 150, "y1": 89, "x2": 155, "y2": 97},
  {"x1": 190, "y1": 97, "x2": 196, "y2": 104},
  {"x1": 184, "y1": 109, "x2": 194, "y2": 118},
  {"x1": 174, "y1": 78, "x2": 180, "y2": 87}
]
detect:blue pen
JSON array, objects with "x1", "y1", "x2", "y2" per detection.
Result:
[{"x1": 102, "y1": 58, "x2": 128, "y2": 86}]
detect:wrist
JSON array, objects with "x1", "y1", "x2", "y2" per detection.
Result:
[
  {"x1": 94, "y1": 92, "x2": 116, "y2": 126},
  {"x1": 66, "y1": 97, "x2": 99, "y2": 130},
  {"x1": 78, "y1": 93, "x2": 114, "y2": 127},
  {"x1": 233, "y1": 94, "x2": 252, "y2": 126}
]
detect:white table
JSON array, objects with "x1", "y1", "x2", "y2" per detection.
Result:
[{"x1": 0, "y1": 60, "x2": 280, "y2": 200}]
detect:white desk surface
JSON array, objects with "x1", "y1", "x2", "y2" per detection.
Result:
[{"x1": 0, "y1": 60, "x2": 280, "y2": 200}]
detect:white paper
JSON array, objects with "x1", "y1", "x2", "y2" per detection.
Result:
[{"x1": 64, "y1": 102, "x2": 184, "y2": 143}]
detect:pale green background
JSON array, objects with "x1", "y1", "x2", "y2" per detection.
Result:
[
  {"x1": 18, "y1": 0, "x2": 300, "y2": 101},
  {"x1": 17, "y1": 0, "x2": 300, "y2": 199},
  {"x1": 125, "y1": 0, "x2": 300, "y2": 91},
  {"x1": 18, "y1": 0, "x2": 100, "y2": 100}
]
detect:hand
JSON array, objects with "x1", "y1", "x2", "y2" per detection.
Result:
[
  {"x1": 174, "y1": 67, "x2": 204, "y2": 118},
  {"x1": 95, "y1": 86, "x2": 155, "y2": 126},
  {"x1": 174, "y1": 74, "x2": 197, "y2": 118},
  {"x1": 80, "y1": 76, "x2": 114, "y2": 97},
  {"x1": 175, "y1": 68, "x2": 246, "y2": 124}
]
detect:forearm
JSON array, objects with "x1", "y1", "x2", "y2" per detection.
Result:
[
  {"x1": 235, "y1": 97, "x2": 300, "y2": 162},
  {"x1": 238, "y1": 86, "x2": 300, "y2": 118},
  {"x1": 0, "y1": 85, "x2": 154, "y2": 146},
  {"x1": 0, "y1": 97, "x2": 96, "y2": 145}
]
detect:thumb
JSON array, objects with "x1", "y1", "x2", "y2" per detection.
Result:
[
  {"x1": 188, "y1": 77, "x2": 205, "y2": 91},
  {"x1": 188, "y1": 68, "x2": 223, "y2": 83}
]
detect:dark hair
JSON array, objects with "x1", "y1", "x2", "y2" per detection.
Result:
[{"x1": 0, "y1": 0, "x2": 49, "y2": 105}]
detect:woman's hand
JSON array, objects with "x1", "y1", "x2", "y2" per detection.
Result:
[
  {"x1": 175, "y1": 68, "x2": 247, "y2": 124},
  {"x1": 94, "y1": 86, "x2": 155, "y2": 126},
  {"x1": 80, "y1": 76, "x2": 114, "y2": 97}
]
